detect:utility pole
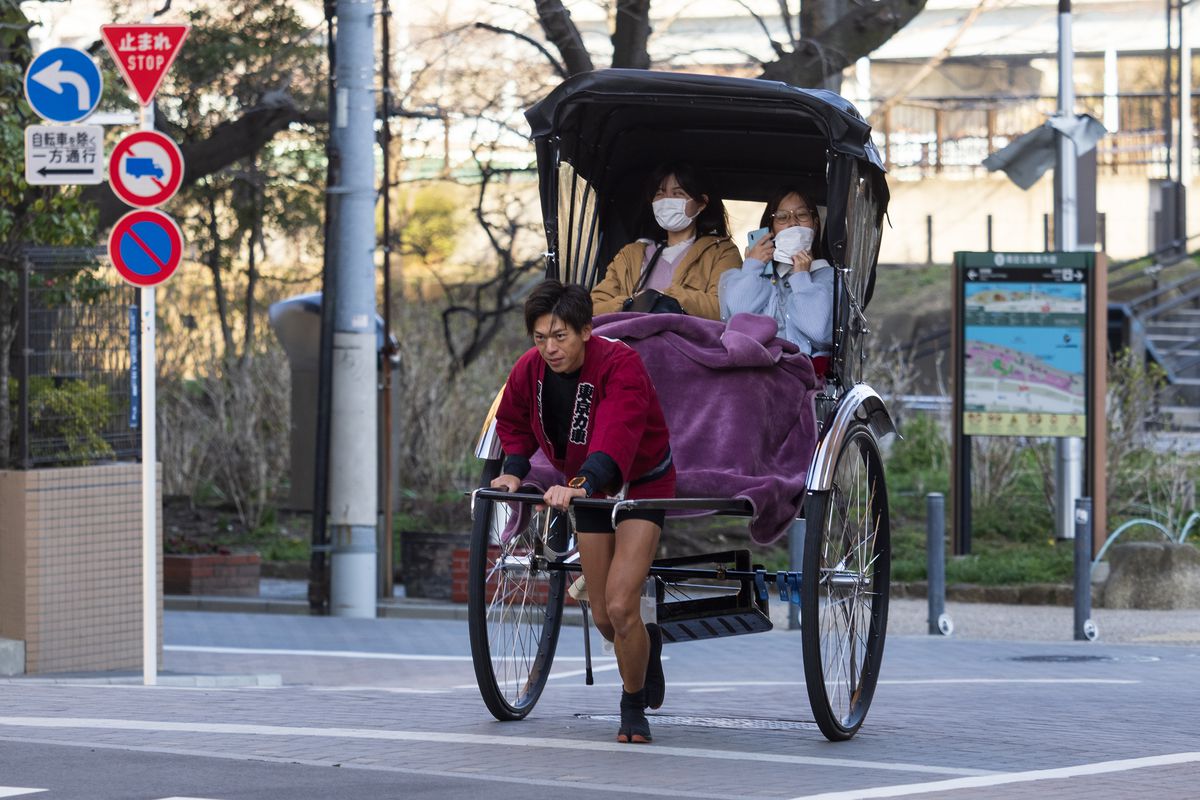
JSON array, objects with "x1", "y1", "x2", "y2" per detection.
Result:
[
  {"x1": 328, "y1": 0, "x2": 378, "y2": 617},
  {"x1": 1054, "y1": 0, "x2": 1084, "y2": 541}
]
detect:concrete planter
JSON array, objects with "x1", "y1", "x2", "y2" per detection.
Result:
[
  {"x1": 0, "y1": 464, "x2": 160, "y2": 674},
  {"x1": 164, "y1": 553, "x2": 261, "y2": 597}
]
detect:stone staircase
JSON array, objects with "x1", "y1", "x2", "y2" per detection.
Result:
[{"x1": 1116, "y1": 262, "x2": 1200, "y2": 417}]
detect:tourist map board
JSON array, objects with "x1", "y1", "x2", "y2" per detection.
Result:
[{"x1": 957, "y1": 252, "x2": 1092, "y2": 437}]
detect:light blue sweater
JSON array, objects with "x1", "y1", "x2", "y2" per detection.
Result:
[{"x1": 718, "y1": 258, "x2": 834, "y2": 356}]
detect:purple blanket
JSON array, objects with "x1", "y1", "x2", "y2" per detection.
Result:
[{"x1": 522, "y1": 312, "x2": 820, "y2": 544}]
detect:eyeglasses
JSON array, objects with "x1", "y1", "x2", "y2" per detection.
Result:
[{"x1": 771, "y1": 209, "x2": 813, "y2": 224}]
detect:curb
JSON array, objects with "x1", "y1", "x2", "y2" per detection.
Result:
[
  {"x1": 0, "y1": 671, "x2": 282, "y2": 688},
  {"x1": 165, "y1": 594, "x2": 589, "y2": 625},
  {"x1": 892, "y1": 581, "x2": 1098, "y2": 607}
]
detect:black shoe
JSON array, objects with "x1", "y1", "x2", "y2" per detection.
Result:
[
  {"x1": 617, "y1": 689, "x2": 652, "y2": 743},
  {"x1": 644, "y1": 623, "x2": 665, "y2": 710}
]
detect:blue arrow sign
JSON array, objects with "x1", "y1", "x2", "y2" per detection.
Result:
[{"x1": 24, "y1": 47, "x2": 103, "y2": 123}]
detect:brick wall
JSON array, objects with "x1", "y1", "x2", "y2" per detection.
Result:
[
  {"x1": 163, "y1": 553, "x2": 261, "y2": 596},
  {"x1": 0, "y1": 464, "x2": 161, "y2": 674},
  {"x1": 451, "y1": 545, "x2": 578, "y2": 607}
]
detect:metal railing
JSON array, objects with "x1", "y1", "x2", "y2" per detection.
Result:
[
  {"x1": 870, "y1": 91, "x2": 1189, "y2": 177},
  {"x1": 11, "y1": 247, "x2": 139, "y2": 469}
]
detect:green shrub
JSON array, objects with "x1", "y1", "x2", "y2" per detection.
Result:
[{"x1": 7, "y1": 376, "x2": 114, "y2": 464}]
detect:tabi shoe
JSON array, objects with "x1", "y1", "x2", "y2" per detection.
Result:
[
  {"x1": 568, "y1": 575, "x2": 589, "y2": 603},
  {"x1": 616, "y1": 688, "x2": 652, "y2": 744},
  {"x1": 644, "y1": 622, "x2": 665, "y2": 709}
]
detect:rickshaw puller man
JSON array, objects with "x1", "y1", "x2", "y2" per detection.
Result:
[{"x1": 492, "y1": 279, "x2": 676, "y2": 744}]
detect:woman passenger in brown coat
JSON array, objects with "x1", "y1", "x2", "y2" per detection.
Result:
[{"x1": 590, "y1": 162, "x2": 741, "y2": 320}]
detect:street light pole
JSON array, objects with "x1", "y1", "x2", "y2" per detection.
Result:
[{"x1": 1054, "y1": 0, "x2": 1083, "y2": 541}]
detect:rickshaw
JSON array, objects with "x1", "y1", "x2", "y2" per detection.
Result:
[{"x1": 466, "y1": 69, "x2": 895, "y2": 742}]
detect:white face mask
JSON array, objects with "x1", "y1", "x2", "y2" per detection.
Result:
[
  {"x1": 652, "y1": 198, "x2": 697, "y2": 233},
  {"x1": 772, "y1": 225, "x2": 814, "y2": 265}
]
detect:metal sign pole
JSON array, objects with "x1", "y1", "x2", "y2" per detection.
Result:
[{"x1": 140, "y1": 101, "x2": 158, "y2": 687}]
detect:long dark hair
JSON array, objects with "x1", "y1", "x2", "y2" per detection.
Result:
[
  {"x1": 758, "y1": 187, "x2": 824, "y2": 260},
  {"x1": 639, "y1": 162, "x2": 729, "y2": 239}
]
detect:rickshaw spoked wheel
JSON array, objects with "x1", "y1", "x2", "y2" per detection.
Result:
[
  {"x1": 467, "y1": 456, "x2": 569, "y2": 721},
  {"x1": 800, "y1": 421, "x2": 891, "y2": 741}
]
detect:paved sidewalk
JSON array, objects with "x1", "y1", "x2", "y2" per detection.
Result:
[{"x1": 167, "y1": 579, "x2": 1200, "y2": 646}]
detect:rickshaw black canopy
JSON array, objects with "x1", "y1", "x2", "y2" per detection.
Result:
[
  {"x1": 526, "y1": 69, "x2": 886, "y2": 200},
  {"x1": 525, "y1": 70, "x2": 888, "y2": 311}
]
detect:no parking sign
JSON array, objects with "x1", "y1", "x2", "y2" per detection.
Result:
[{"x1": 107, "y1": 209, "x2": 183, "y2": 287}]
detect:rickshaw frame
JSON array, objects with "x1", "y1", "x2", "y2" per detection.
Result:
[{"x1": 467, "y1": 69, "x2": 897, "y2": 742}]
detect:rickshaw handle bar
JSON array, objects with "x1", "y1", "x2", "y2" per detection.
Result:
[
  {"x1": 469, "y1": 488, "x2": 753, "y2": 519},
  {"x1": 542, "y1": 560, "x2": 797, "y2": 584}
]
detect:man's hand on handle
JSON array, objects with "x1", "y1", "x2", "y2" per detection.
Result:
[
  {"x1": 543, "y1": 484, "x2": 587, "y2": 512},
  {"x1": 490, "y1": 474, "x2": 585, "y2": 512},
  {"x1": 490, "y1": 474, "x2": 521, "y2": 493}
]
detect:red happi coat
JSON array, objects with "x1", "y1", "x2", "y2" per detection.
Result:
[{"x1": 495, "y1": 335, "x2": 671, "y2": 493}]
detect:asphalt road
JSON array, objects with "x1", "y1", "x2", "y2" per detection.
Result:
[{"x1": 1, "y1": 608, "x2": 1198, "y2": 800}]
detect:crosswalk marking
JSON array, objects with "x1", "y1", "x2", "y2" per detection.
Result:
[{"x1": 0, "y1": 789, "x2": 45, "y2": 798}]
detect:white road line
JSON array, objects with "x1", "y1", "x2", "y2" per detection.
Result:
[
  {"x1": 879, "y1": 678, "x2": 1139, "y2": 685},
  {"x1": 577, "y1": 678, "x2": 1138, "y2": 689},
  {"x1": 0, "y1": 789, "x2": 45, "y2": 798},
  {"x1": 164, "y1": 645, "x2": 473, "y2": 661},
  {"x1": 166, "y1": 645, "x2": 607, "y2": 663},
  {"x1": 787, "y1": 751, "x2": 1200, "y2": 800},
  {"x1": 0, "y1": 717, "x2": 990, "y2": 777},
  {"x1": 307, "y1": 687, "x2": 450, "y2": 694},
  {"x1": 156, "y1": 797, "x2": 225, "y2": 800},
  {"x1": 0, "y1": 736, "x2": 743, "y2": 800}
]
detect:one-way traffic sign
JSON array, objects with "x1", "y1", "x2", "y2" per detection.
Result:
[{"x1": 24, "y1": 124, "x2": 104, "y2": 185}]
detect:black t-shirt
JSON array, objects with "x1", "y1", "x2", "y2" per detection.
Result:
[{"x1": 541, "y1": 366, "x2": 581, "y2": 459}]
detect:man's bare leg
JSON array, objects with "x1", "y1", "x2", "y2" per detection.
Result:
[{"x1": 607, "y1": 518, "x2": 660, "y2": 693}]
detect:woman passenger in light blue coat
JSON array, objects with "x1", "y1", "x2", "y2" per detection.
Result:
[{"x1": 719, "y1": 188, "x2": 833, "y2": 365}]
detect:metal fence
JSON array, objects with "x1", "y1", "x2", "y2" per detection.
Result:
[
  {"x1": 870, "y1": 91, "x2": 1186, "y2": 179},
  {"x1": 12, "y1": 246, "x2": 140, "y2": 468}
]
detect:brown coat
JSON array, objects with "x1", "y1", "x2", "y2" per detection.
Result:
[{"x1": 590, "y1": 235, "x2": 742, "y2": 320}]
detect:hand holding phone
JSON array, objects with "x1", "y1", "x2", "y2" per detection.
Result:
[{"x1": 746, "y1": 227, "x2": 774, "y2": 263}]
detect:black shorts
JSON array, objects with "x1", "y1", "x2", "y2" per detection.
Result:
[
  {"x1": 574, "y1": 506, "x2": 666, "y2": 533},
  {"x1": 572, "y1": 466, "x2": 675, "y2": 534}
]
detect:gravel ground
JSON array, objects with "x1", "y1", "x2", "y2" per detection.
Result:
[{"x1": 883, "y1": 597, "x2": 1200, "y2": 645}]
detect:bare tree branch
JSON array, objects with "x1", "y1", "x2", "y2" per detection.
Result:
[
  {"x1": 873, "y1": 0, "x2": 990, "y2": 116},
  {"x1": 761, "y1": 0, "x2": 927, "y2": 87},
  {"x1": 534, "y1": 0, "x2": 594, "y2": 75},
  {"x1": 474, "y1": 21, "x2": 567, "y2": 77},
  {"x1": 84, "y1": 95, "x2": 313, "y2": 230}
]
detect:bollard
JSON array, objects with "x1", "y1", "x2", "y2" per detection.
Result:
[
  {"x1": 1074, "y1": 497, "x2": 1098, "y2": 641},
  {"x1": 926, "y1": 493, "x2": 952, "y2": 635}
]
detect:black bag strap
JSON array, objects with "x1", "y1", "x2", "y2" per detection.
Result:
[{"x1": 631, "y1": 241, "x2": 666, "y2": 296}]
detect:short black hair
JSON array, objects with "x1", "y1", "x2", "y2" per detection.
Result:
[{"x1": 524, "y1": 279, "x2": 593, "y2": 335}]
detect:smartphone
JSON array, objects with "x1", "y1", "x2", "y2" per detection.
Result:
[{"x1": 747, "y1": 227, "x2": 769, "y2": 248}]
